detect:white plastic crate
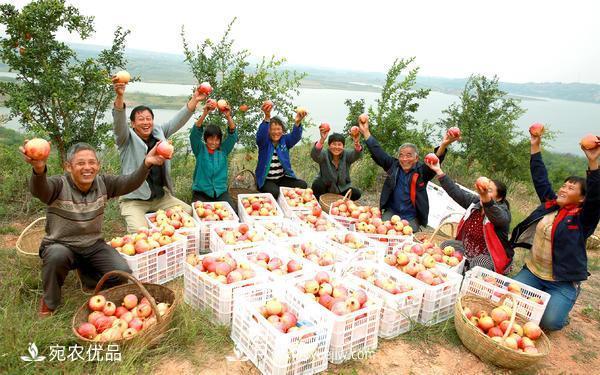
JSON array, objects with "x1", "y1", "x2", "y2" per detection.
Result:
[
  {"x1": 234, "y1": 246, "x2": 315, "y2": 284},
  {"x1": 342, "y1": 261, "x2": 425, "y2": 339},
  {"x1": 261, "y1": 218, "x2": 305, "y2": 245},
  {"x1": 291, "y1": 211, "x2": 346, "y2": 234},
  {"x1": 460, "y1": 266, "x2": 551, "y2": 325},
  {"x1": 277, "y1": 187, "x2": 320, "y2": 218},
  {"x1": 291, "y1": 271, "x2": 382, "y2": 364},
  {"x1": 390, "y1": 239, "x2": 466, "y2": 275},
  {"x1": 238, "y1": 193, "x2": 285, "y2": 223},
  {"x1": 192, "y1": 201, "x2": 240, "y2": 252},
  {"x1": 145, "y1": 212, "x2": 200, "y2": 256},
  {"x1": 120, "y1": 237, "x2": 186, "y2": 284},
  {"x1": 283, "y1": 239, "x2": 346, "y2": 273},
  {"x1": 328, "y1": 214, "x2": 357, "y2": 230},
  {"x1": 183, "y1": 252, "x2": 267, "y2": 325},
  {"x1": 350, "y1": 223, "x2": 412, "y2": 254},
  {"x1": 325, "y1": 231, "x2": 386, "y2": 262},
  {"x1": 231, "y1": 284, "x2": 332, "y2": 375},
  {"x1": 209, "y1": 222, "x2": 268, "y2": 253},
  {"x1": 406, "y1": 267, "x2": 463, "y2": 325}
]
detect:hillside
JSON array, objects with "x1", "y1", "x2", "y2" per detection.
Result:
[{"x1": 2, "y1": 44, "x2": 600, "y2": 103}]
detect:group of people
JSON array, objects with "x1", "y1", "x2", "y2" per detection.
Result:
[{"x1": 24, "y1": 82, "x2": 598, "y2": 333}]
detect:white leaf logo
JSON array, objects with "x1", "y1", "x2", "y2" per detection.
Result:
[{"x1": 20, "y1": 342, "x2": 46, "y2": 362}]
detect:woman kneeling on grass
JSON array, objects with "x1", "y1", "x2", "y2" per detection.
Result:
[
  {"x1": 509, "y1": 132, "x2": 600, "y2": 330},
  {"x1": 190, "y1": 99, "x2": 238, "y2": 211},
  {"x1": 255, "y1": 100, "x2": 308, "y2": 199},
  {"x1": 424, "y1": 159, "x2": 512, "y2": 274}
]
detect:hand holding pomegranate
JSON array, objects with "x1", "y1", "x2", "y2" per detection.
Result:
[
  {"x1": 423, "y1": 154, "x2": 443, "y2": 176},
  {"x1": 530, "y1": 129, "x2": 542, "y2": 154},
  {"x1": 203, "y1": 99, "x2": 217, "y2": 113},
  {"x1": 581, "y1": 137, "x2": 600, "y2": 170},
  {"x1": 261, "y1": 100, "x2": 273, "y2": 120},
  {"x1": 144, "y1": 143, "x2": 168, "y2": 167},
  {"x1": 357, "y1": 114, "x2": 370, "y2": 139},
  {"x1": 295, "y1": 107, "x2": 307, "y2": 125},
  {"x1": 442, "y1": 127, "x2": 461, "y2": 144},
  {"x1": 20, "y1": 138, "x2": 51, "y2": 173},
  {"x1": 112, "y1": 77, "x2": 126, "y2": 97}
]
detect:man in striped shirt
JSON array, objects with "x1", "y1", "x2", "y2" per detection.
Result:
[{"x1": 21, "y1": 141, "x2": 166, "y2": 318}]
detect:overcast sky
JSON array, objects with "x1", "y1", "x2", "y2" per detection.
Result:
[{"x1": 10, "y1": 0, "x2": 600, "y2": 84}]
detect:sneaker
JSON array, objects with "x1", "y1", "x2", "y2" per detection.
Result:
[{"x1": 38, "y1": 298, "x2": 55, "y2": 319}]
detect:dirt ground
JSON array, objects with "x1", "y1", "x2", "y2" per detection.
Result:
[{"x1": 3, "y1": 222, "x2": 599, "y2": 375}]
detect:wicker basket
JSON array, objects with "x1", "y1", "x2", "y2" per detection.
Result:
[
  {"x1": 319, "y1": 189, "x2": 352, "y2": 213},
  {"x1": 229, "y1": 169, "x2": 258, "y2": 203},
  {"x1": 414, "y1": 212, "x2": 462, "y2": 245},
  {"x1": 15, "y1": 217, "x2": 45, "y2": 267},
  {"x1": 454, "y1": 294, "x2": 550, "y2": 369},
  {"x1": 72, "y1": 270, "x2": 177, "y2": 348}
]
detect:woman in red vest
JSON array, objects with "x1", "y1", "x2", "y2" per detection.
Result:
[{"x1": 424, "y1": 160, "x2": 512, "y2": 274}]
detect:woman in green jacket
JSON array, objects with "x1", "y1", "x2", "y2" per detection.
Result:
[{"x1": 190, "y1": 100, "x2": 238, "y2": 210}]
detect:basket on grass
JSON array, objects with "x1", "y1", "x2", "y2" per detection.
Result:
[
  {"x1": 454, "y1": 293, "x2": 550, "y2": 369},
  {"x1": 229, "y1": 169, "x2": 258, "y2": 203},
  {"x1": 15, "y1": 217, "x2": 45, "y2": 267},
  {"x1": 319, "y1": 189, "x2": 352, "y2": 213},
  {"x1": 72, "y1": 270, "x2": 176, "y2": 348}
]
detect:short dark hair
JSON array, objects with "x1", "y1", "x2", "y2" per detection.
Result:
[
  {"x1": 270, "y1": 116, "x2": 286, "y2": 132},
  {"x1": 491, "y1": 179, "x2": 510, "y2": 209},
  {"x1": 203, "y1": 124, "x2": 223, "y2": 143},
  {"x1": 66, "y1": 142, "x2": 97, "y2": 162},
  {"x1": 328, "y1": 133, "x2": 345, "y2": 146},
  {"x1": 564, "y1": 176, "x2": 586, "y2": 197},
  {"x1": 130, "y1": 105, "x2": 154, "y2": 122}
]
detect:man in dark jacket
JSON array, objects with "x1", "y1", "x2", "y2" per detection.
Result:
[
  {"x1": 357, "y1": 115, "x2": 459, "y2": 231},
  {"x1": 509, "y1": 132, "x2": 599, "y2": 330}
]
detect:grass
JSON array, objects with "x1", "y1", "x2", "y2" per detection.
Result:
[
  {"x1": 399, "y1": 318, "x2": 461, "y2": 348},
  {"x1": 566, "y1": 329, "x2": 585, "y2": 342},
  {"x1": 571, "y1": 350, "x2": 598, "y2": 364},
  {"x1": 0, "y1": 225, "x2": 19, "y2": 235},
  {"x1": 0, "y1": 248, "x2": 231, "y2": 374}
]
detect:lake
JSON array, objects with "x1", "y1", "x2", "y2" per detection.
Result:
[{"x1": 2, "y1": 77, "x2": 598, "y2": 154}]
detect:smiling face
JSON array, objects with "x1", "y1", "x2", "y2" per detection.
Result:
[
  {"x1": 269, "y1": 122, "x2": 284, "y2": 144},
  {"x1": 205, "y1": 135, "x2": 221, "y2": 151},
  {"x1": 131, "y1": 109, "x2": 154, "y2": 140},
  {"x1": 65, "y1": 149, "x2": 100, "y2": 192},
  {"x1": 397, "y1": 146, "x2": 419, "y2": 172},
  {"x1": 329, "y1": 141, "x2": 344, "y2": 157},
  {"x1": 556, "y1": 180, "x2": 585, "y2": 207}
]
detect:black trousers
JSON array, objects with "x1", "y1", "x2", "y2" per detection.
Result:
[
  {"x1": 40, "y1": 240, "x2": 132, "y2": 309},
  {"x1": 258, "y1": 176, "x2": 307, "y2": 199},
  {"x1": 311, "y1": 177, "x2": 362, "y2": 201},
  {"x1": 192, "y1": 190, "x2": 237, "y2": 214}
]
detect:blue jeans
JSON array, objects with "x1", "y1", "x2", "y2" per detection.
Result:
[{"x1": 513, "y1": 266, "x2": 581, "y2": 331}]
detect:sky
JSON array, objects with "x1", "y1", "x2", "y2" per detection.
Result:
[{"x1": 8, "y1": 0, "x2": 600, "y2": 84}]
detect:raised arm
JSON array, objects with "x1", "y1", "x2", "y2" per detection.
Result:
[
  {"x1": 286, "y1": 109, "x2": 307, "y2": 149},
  {"x1": 345, "y1": 131, "x2": 363, "y2": 164},
  {"x1": 20, "y1": 140, "x2": 62, "y2": 205},
  {"x1": 358, "y1": 114, "x2": 395, "y2": 170},
  {"x1": 529, "y1": 134, "x2": 556, "y2": 202},
  {"x1": 112, "y1": 79, "x2": 130, "y2": 148},
  {"x1": 103, "y1": 144, "x2": 165, "y2": 199},
  {"x1": 161, "y1": 86, "x2": 206, "y2": 138},
  {"x1": 426, "y1": 159, "x2": 478, "y2": 209},
  {"x1": 311, "y1": 126, "x2": 329, "y2": 163},
  {"x1": 221, "y1": 104, "x2": 238, "y2": 155},
  {"x1": 580, "y1": 144, "x2": 600, "y2": 236},
  {"x1": 256, "y1": 101, "x2": 273, "y2": 148}
]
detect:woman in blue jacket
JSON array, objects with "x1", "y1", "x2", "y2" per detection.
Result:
[
  {"x1": 255, "y1": 101, "x2": 308, "y2": 199},
  {"x1": 510, "y1": 132, "x2": 600, "y2": 330}
]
